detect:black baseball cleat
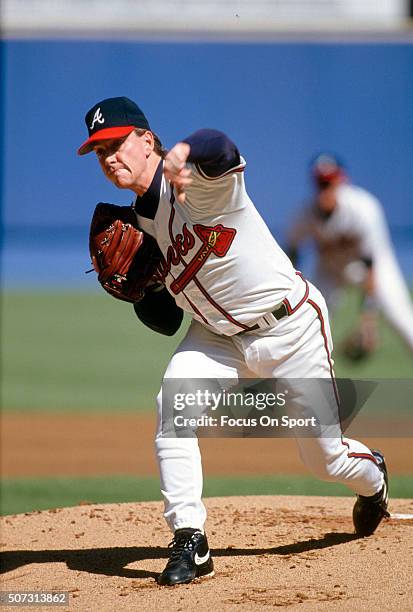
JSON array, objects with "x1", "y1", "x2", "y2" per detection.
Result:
[
  {"x1": 157, "y1": 528, "x2": 214, "y2": 586},
  {"x1": 353, "y1": 449, "x2": 390, "y2": 537}
]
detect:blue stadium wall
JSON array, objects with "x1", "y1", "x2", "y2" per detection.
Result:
[{"x1": 2, "y1": 40, "x2": 412, "y2": 288}]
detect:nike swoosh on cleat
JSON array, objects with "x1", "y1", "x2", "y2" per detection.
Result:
[{"x1": 194, "y1": 551, "x2": 210, "y2": 565}]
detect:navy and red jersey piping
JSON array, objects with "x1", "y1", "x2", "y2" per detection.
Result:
[
  {"x1": 308, "y1": 298, "x2": 377, "y2": 465},
  {"x1": 307, "y1": 298, "x2": 337, "y2": 389},
  {"x1": 341, "y1": 439, "x2": 378, "y2": 464},
  {"x1": 283, "y1": 273, "x2": 309, "y2": 315}
]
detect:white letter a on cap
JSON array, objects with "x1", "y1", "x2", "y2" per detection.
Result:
[{"x1": 90, "y1": 108, "x2": 105, "y2": 130}]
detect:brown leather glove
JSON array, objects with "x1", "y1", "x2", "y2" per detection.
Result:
[{"x1": 89, "y1": 203, "x2": 163, "y2": 303}]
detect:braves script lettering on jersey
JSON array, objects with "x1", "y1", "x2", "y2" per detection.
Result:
[{"x1": 79, "y1": 97, "x2": 388, "y2": 586}]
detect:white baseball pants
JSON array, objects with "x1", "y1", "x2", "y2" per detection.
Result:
[{"x1": 155, "y1": 282, "x2": 384, "y2": 532}]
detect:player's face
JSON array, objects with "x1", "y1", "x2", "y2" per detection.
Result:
[
  {"x1": 315, "y1": 178, "x2": 341, "y2": 213},
  {"x1": 316, "y1": 184, "x2": 337, "y2": 213},
  {"x1": 93, "y1": 131, "x2": 151, "y2": 191}
]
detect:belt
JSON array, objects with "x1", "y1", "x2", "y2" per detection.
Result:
[
  {"x1": 235, "y1": 273, "x2": 309, "y2": 335},
  {"x1": 237, "y1": 302, "x2": 289, "y2": 334}
]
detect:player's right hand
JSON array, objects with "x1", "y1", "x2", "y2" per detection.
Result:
[{"x1": 164, "y1": 142, "x2": 192, "y2": 204}]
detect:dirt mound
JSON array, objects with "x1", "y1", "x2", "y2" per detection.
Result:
[{"x1": 1, "y1": 496, "x2": 412, "y2": 611}]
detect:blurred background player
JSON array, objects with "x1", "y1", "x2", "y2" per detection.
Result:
[{"x1": 287, "y1": 153, "x2": 413, "y2": 360}]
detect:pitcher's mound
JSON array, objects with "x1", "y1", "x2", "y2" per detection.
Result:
[{"x1": 1, "y1": 496, "x2": 412, "y2": 611}]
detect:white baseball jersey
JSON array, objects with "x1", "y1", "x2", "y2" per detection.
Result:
[
  {"x1": 290, "y1": 184, "x2": 392, "y2": 280},
  {"x1": 289, "y1": 183, "x2": 413, "y2": 351},
  {"x1": 135, "y1": 156, "x2": 297, "y2": 336}
]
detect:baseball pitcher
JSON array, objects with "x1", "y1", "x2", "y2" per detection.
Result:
[{"x1": 79, "y1": 98, "x2": 389, "y2": 586}]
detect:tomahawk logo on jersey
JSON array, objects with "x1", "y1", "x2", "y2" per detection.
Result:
[{"x1": 168, "y1": 223, "x2": 237, "y2": 295}]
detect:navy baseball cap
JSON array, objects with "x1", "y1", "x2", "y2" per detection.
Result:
[
  {"x1": 78, "y1": 96, "x2": 151, "y2": 155},
  {"x1": 311, "y1": 153, "x2": 346, "y2": 185}
]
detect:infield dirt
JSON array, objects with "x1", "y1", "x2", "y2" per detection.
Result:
[
  {"x1": 1, "y1": 496, "x2": 412, "y2": 611},
  {"x1": 1, "y1": 413, "x2": 413, "y2": 610}
]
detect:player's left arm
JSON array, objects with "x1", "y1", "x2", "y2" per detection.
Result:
[
  {"x1": 341, "y1": 258, "x2": 379, "y2": 360},
  {"x1": 164, "y1": 129, "x2": 241, "y2": 203},
  {"x1": 343, "y1": 193, "x2": 394, "y2": 359},
  {"x1": 285, "y1": 208, "x2": 313, "y2": 268},
  {"x1": 357, "y1": 195, "x2": 391, "y2": 313},
  {"x1": 358, "y1": 259, "x2": 379, "y2": 350},
  {"x1": 352, "y1": 202, "x2": 385, "y2": 351},
  {"x1": 133, "y1": 284, "x2": 184, "y2": 336}
]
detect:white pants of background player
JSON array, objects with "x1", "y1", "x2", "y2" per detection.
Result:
[
  {"x1": 155, "y1": 282, "x2": 384, "y2": 532},
  {"x1": 315, "y1": 251, "x2": 413, "y2": 353}
]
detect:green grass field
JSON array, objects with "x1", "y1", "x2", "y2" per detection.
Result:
[
  {"x1": 1, "y1": 474, "x2": 412, "y2": 516},
  {"x1": 1, "y1": 291, "x2": 412, "y2": 515},
  {"x1": 2, "y1": 291, "x2": 413, "y2": 412},
  {"x1": 1, "y1": 292, "x2": 190, "y2": 411}
]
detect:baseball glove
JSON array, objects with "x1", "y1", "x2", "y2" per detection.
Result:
[
  {"x1": 341, "y1": 314, "x2": 378, "y2": 362},
  {"x1": 89, "y1": 202, "x2": 162, "y2": 303},
  {"x1": 341, "y1": 330, "x2": 371, "y2": 361}
]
